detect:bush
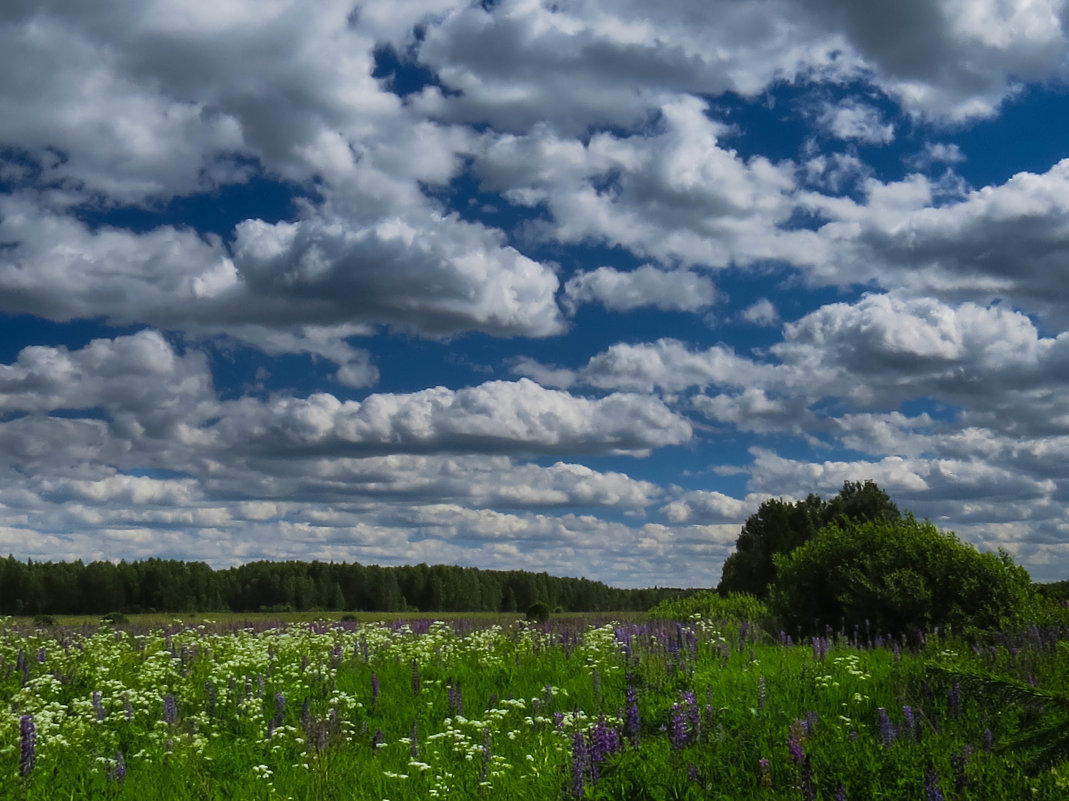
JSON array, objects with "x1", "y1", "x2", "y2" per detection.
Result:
[
  {"x1": 769, "y1": 516, "x2": 1035, "y2": 637},
  {"x1": 648, "y1": 591, "x2": 769, "y2": 623},
  {"x1": 525, "y1": 602, "x2": 550, "y2": 623},
  {"x1": 33, "y1": 614, "x2": 57, "y2": 627},
  {"x1": 100, "y1": 611, "x2": 129, "y2": 625}
]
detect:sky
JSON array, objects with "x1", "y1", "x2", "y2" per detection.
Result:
[{"x1": 2, "y1": 0, "x2": 1069, "y2": 589}]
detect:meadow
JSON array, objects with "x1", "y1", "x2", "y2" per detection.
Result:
[{"x1": 3, "y1": 612, "x2": 1068, "y2": 799}]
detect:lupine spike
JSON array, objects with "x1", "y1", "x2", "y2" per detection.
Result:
[{"x1": 19, "y1": 714, "x2": 36, "y2": 778}]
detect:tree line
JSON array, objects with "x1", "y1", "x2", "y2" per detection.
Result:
[{"x1": 0, "y1": 556, "x2": 686, "y2": 616}]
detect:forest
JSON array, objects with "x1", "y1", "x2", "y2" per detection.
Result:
[{"x1": 0, "y1": 556, "x2": 685, "y2": 616}]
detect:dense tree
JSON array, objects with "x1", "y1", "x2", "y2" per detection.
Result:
[
  {"x1": 717, "y1": 480, "x2": 900, "y2": 599},
  {"x1": 769, "y1": 516, "x2": 1035, "y2": 636}
]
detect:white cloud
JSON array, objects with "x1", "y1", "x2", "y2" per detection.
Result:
[
  {"x1": 818, "y1": 98, "x2": 894, "y2": 144},
  {"x1": 741, "y1": 298, "x2": 779, "y2": 326},
  {"x1": 563, "y1": 265, "x2": 716, "y2": 313}
]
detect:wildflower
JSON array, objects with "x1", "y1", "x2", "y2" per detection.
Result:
[
  {"x1": 163, "y1": 694, "x2": 178, "y2": 725},
  {"x1": 902, "y1": 705, "x2": 915, "y2": 741},
  {"x1": 371, "y1": 672, "x2": 380, "y2": 706},
  {"x1": 925, "y1": 764, "x2": 945, "y2": 801},
  {"x1": 409, "y1": 720, "x2": 420, "y2": 760},
  {"x1": 19, "y1": 715, "x2": 36, "y2": 778},
  {"x1": 833, "y1": 782, "x2": 848, "y2": 801},
  {"x1": 624, "y1": 686, "x2": 640, "y2": 748},
  {"x1": 758, "y1": 757, "x2": 772, "y2": 789},
  {"x1": 757, "y1": 676, "x2": 767, "y2": 711},
  {"x1": 982, "y1": 728, "x2": 993, "y2": 753},
  {"x1": 877, "y1": 708, "x2": 896, "y2": 748},
  {"x1": 571, "y1": 730, "x2": 587, "y2": 798},
  {"x1": 669, "y1": 703, "x2": 688, "y2": 750},
  {"x1": 947, "y1": 683, "x2": 961, "y2": 717},
  {"x1": 411, "y1": 660, "x2": 421, "y2": 696},
  {"x1": 479, "y1": 728, "x2": 491, "y2": 785},
  {"x1": 110, "y1": 751, "x2": 126, "y2": 783},
  {"x1": 372, "y1": 729, "x2": 385, "y2": 750},
  {"x1": 273, "y1": 692, "x2": 286, "y2": 727},
  {"x1": 788, "y1": 736, "x2": 804, "y2": 765}
]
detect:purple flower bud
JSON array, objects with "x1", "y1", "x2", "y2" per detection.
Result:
[
  {"x1": 19, "y1": 715, "x2": 36, "y2": 778},
  {"x1": 370, "y1": 671, "x2": 379, "y2": 705},
  {"x1": 162, "y1": 694, "x2": 177, "y2": 725},
  {"x1": 571, "y1": 730, "x2": 587, "y2": 798},
  {"x1": 669, "y1": 703, "x2": 688, "y2": 750},
  {"x1": 274, "y1": 692, "x2": 285, "y2": 726},
  {"x1": 947, "y1": 683, "x2": 961, "y2": 717},
  {"x1": 925, "y1": 765, "x2": 945, "y2": 801},
  {"x1": 788, "y1": 736, "x2": 804, "y2": 764},
  {"x1": 111, "y1": 750, "x2": 125, "y2": 782},
  {"x1": 877, "y1": 708, "x2": 896, "y2": 748},
  {"x1": 624, "y1": 686, "x2": 640, "y2": 748}
]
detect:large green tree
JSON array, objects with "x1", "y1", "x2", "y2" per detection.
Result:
[
  {"x1": 769, "y1": 516, "x2": 1035, "y2": 636},
  {"x1": 717, "y1": 480, "x2": 900, "y2": 598}
]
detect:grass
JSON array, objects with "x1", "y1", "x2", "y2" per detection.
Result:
[{"x1": 3, "y1": 614, "x2": 1069, "y2": 799}]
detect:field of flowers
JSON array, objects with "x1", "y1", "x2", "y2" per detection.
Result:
[{"x1": 3, "y1": 613, "x2": 1069, "y2": 799}]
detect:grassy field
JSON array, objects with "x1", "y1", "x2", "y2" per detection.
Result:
[{"x1": 3, "y1": 613, "x2": 1068, "y2": 799}]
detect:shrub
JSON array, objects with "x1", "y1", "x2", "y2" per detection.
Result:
[
  {"x1": 648, "y1": 591, "x2": 768, "y2": 623},
  {"x1": 525, "y1": 602, "x2": 550, "y2": 623},
  {"x1": 769, "y1": 516, "x2": 1035, "y2": 636},
  {"x1": 100, "y1": 611, "x2": 129, "y2": 625},
  {"x1": 33, "y1": 614, "x2": 57, "y2": 627}
]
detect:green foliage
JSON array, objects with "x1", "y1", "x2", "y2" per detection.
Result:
[
  {"x1": 770, "y1": 516, "x2": 1035, "y2": 636},
  {"x1": 32, "y1": 614, "x2": 56, "y2": 627},
  {"x1": 525, "y1": 601, "x2": 550, "y2": 623},
  {"x1": 718, "y1": 480, "x2": 899, "y2": 598},
  {"x1": 648, "y1": 590, "x2": 768, "y2": 623},
  {"x1": 100, "y1": 611, "x2": 129, "y2": 625}
]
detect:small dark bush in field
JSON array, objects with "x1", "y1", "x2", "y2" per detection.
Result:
[
  {"x1": 340, "y1": 614, "x2": 358, "y2": 622},
  {"x1": 771, "y1": 516, "x2": 1035, "y2": 636},
  {"x1": 101, "y1": 612, "x2": 129, "y2": 625},
  {"x1": 33, "y1": 614, "x2": 57, "y2": 627},
  {"x1": 526, "y1": 602, "x2": 550, "y2": 623}
]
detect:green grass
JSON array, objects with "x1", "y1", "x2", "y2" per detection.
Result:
[{"x1": 3, "y1": 615, "x2": 1069, "y2": 799}]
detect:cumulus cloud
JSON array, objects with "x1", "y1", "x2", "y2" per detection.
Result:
[
  {"x1": 817, "y1": 98, "x2": 895, "y2": 144},
  {"x1": 209, "y1": 378, "x2": 691, "y2": 457},
  {"x1": 741, "y1": 298, "x2": 780, "y2": 326},
  {"x1": 514, "y1": 338, "x2": 778, "y2": 394},
  {"x1": 563, "y1": 265, "x2": 716, "y2": 314}
]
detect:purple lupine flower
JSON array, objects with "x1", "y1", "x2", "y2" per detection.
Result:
[
  {"x1": 687, "y1": 764, "x2": 699, "y2": 782},
  {"x1": 206, "y1": 680, "x2": 217, "y2": 717},
  {"x1": 804, "y1": 710, "x2": 818, "y2": 735},
  {"x1": 17, "y1": 650, "x2": 30, "y2": 686},
  {"x1": 982, "y1": 728, "x2": 993, "y2": 753},
  {"x1": 448, "y1": 681, "x2": 464, "y2": 716},
  {"x1": 819, "y1": 637, "x2": 829, "y2": 661},
  {"x1": 372, "y1": 729, "x2": 385, "y2": 751},
  {"x1": 902, "y1": 705, "x2": 915, "y2": 740},
  {"x1": 19, "y1": 715, "x2": 36, "y2": 778},
  {"x1": 925, "y1": 765, "x2": 945, "y2": 801},
  {"x1": 739, "y1": 621, "x2": 749, "y2": 651},
  {"x1": 409, "y1": 720, "x2": 419, "y2": 760},
  {"x1": 833, "y1": 782, "x2": 848, "y2": 801},
  {"x1": 111, "y1": 750, "x2": 125, "y2": 782},
  {"x1": 571, "y1": 730, "x2": 587, "y2": 798},
  {"x1": 788, "y1": 736, "x2": 805, "y2": 764},
  {"x1": 554, "y1": 711, "x2": 565, "y2": 730},
  {"x1": 758, "y1": 757, "x2": 772, "y2": 789},
  {"x1": 301, "y1": 698, "x2": 311, "y2": 726},
  {"x1": 877, "y1": 708, "x2": 896, "y2": 748},
  {"x1": 757, "y1": 676, "x2": 767, "y2": 711},
  {"x1": 669, "y1": 703, "x2": 688, "y2": 750},
  {"x1": 370, "y1": 671, "x2": 379, "y2": 706},
  {"x1": 273, "y1": 692, "x2": 285, "y2": 726},
  {"x1": 36, "y1": 648, "x2": 46, "y2": 663},
  {"x1": 947, "y1": 683, "x2": 961, "y2": 717},
  {"x1": 162, "y1": 694, "x2": 177, "y2": 725},
  {"x1": 624, "y1": 685, "x2": 640, "y2": 748}
]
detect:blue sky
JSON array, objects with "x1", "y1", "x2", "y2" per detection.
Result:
[{"x1": 2, "y1": 0, "x2": 1069, "y2": 587}]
